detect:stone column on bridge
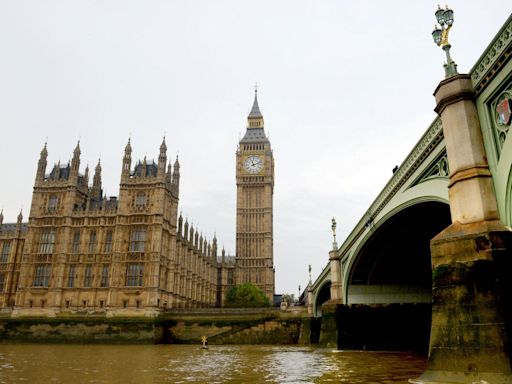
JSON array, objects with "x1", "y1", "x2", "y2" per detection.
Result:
[
  {"x1": 319, "y1": 218, "x2": 344, "y2": 348},
  {"x1": 411, "y1": 74, "x2": 512, "y2": 383}
]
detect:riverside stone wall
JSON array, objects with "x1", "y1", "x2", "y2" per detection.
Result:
[{"x1": 0, "y1": 307, "x2": 310, "y2": 344}]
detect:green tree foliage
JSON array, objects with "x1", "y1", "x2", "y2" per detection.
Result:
[
  {"x1": 282, "y1": 294, "x2": 295, "y2": 304},
  {"x1": 225, "y1": 283, "x2": 271, "y2": 308}
]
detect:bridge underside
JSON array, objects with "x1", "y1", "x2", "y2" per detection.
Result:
[{"x1": 341, "y1": 201, "x2": 451, "y2": 351}]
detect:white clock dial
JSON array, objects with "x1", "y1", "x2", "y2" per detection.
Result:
[{"x1": 244, "y1": 155, "x2": 264, "y2": 174}]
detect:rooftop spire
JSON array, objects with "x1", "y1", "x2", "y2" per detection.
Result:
[
  {"x1": 243, "y1": 86, "x2": 267, "y2": 136},
  {"x1": 40, "y1": 142, "x2": 48, "y2": 157},
  {"x1": 160, "y1": 136, "x2": 167, "y2": 153},
  {"x1": 248, "y1": 87, "x2": 263, "y2": 118},
  {"x1": 124, "y1": 138, "x2": 132, "y2": 155},
  {"x1": 73, "y1": 140, "x2": 81, "y2": 156}
]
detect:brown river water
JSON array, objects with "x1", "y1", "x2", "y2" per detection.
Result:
[{"x1": 0, "y1": 344, "x2": 426, "y2": 384}]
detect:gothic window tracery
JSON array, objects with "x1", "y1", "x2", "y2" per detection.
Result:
[
  {"x1": 101, "y1": 264, "x2": 109, "y2": 287},
  {"x1": 71, "y1": 230, "x2": 80, "y2": 254},
  {"x1": 84, "y1": 264, "x2": 93, "y2": 287},
  {"x1": 33, "y1": 264, "x2": 51, "y2": 287},
  {"x1": 129, "y1": 228, "x2": 146, "y2": 252},
  {"x1": 104, "y1": 231, "x2": 113, "y2": 253},
  {"x1": 48, "y1": 195, "x2": 58, "y2": 212},
  {"x1": 88, "y1": 231, "x2": 97, "y2": 253},
  {"x1": 1, "y1": 243, "x2": 10, "y2": 263},
  {"x1": 38, "y1": 230, "x2": 55, "y2": 254},
  {"x1": 135, "y1": 192, "x2": 147, "y2": 209},
  {"x1": 67, "y1": 264, "x2": 76, "y2": 288},
  {"x1": 126, "y1": 263, "x2": 143, "y2": 286}
]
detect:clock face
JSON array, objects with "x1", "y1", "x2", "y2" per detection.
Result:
[{"x1": 244, "y1": 155, "x2": 264, "y2": 174}]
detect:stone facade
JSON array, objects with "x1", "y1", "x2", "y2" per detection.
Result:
[
  {"x1": 0, "y1": 93, "x2": 275, "y2": 316},
  {"x1": 0, "y1": 138, "x2": 235, "y2": 316},
  {"x1": 0, "y1": 213, "x2": 26, "y2": 309},
  {"x1": 235, "y1": 91, "x2": 275, "y2": 301}
]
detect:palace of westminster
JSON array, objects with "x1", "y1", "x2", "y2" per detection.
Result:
[{"x1": 0, "y1": 92, "x2": 275, "y2": 315}]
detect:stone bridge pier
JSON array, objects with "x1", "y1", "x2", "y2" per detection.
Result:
[{"x1": 410, "y1": 74, "x2": 512, "y2": 383}]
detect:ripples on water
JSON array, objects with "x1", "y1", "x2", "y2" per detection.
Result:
[{"x1": 0, "y1": 344, "x2": 426, "y2": 383}]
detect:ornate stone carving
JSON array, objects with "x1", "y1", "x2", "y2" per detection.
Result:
[
  {"x1": 490, "y1": 88, "x2": 512, "y2": 156},
  {"x1": 471, "y1": 18, "x2": 512, "y2": 95},
  {"x1": 411, "y1": 150, "x2": 449, "y2": 187}
]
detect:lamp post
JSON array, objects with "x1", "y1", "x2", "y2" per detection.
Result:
[
  {"x1": 331, "y1": 217, "x2": 338, "y2": 250},
  {"x1": 432, "y1": 5, "x2": 458, "y2": 78}
]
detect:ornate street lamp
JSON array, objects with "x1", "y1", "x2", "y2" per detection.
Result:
[
  {"x1": 331, "y1": 217, "x2": 338, "y2": 250},
  {"x1": 432, "y1": 5, "x2": 458, "y2": 78}
]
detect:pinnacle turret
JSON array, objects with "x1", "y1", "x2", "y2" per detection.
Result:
[
  {"x1": 189, "y1": 224, "x2": 195, "y2": 244},
  {"x1": 95, "y1": 159, "x2": 102, "y2": 174},
  {"x1": 36, "y1": 142, "x2": 48, "y2": 182},
  {"x1": 40, "y1": 142, "x2": 48, "y2": 158},
  {"x1": 178, "y1": 213, "x2": 183, "y2": 236},
  {"x1": 91, "y1": 159, "x2": 103, "y2": 201},
  {"x1": 125, "y1": 138, "x2": 132, "y2": 155},
  {"x1": 71, "y1": 141, "x2": 81, "y2": 176},
  {"x1": 73, "y1": 141, "x2": 81, "y2": 157},
  {"x1": 184, "y1": 218, "x2": 189, "y2": 240},
  {"x1": 160, "y1": 137, "x2": 167, "y2": 153},
  {"x1": 171, "y1": 155, "x2": 180, "y2": 195},
  {"x1": 158, "y1": 137, "x2": 167, "y2": 177}
]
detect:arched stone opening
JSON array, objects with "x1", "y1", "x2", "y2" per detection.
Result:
[
  {"x1": 315, "y1": 281, "x2": 331, "y2": 317},
  {"x1": 311, "y1": 281, "x2": 331, "y2": 344},
  {"x1": 342, "y1": 201, "x2": 451, "y2": 352}
]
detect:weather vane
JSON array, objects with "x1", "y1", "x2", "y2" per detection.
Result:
[{"x1": 432, "y1": 5, "x2": 458, "y2": 78}]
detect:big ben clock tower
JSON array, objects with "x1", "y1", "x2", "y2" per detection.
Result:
[{"x1": 235, "y1": 89, "x2": 275, "y2": 301}]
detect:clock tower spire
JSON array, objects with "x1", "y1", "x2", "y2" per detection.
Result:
[{"x1": 235, "y1": 88, "x2": 275, "y2": 302}]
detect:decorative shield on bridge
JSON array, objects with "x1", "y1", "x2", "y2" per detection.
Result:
[{"x1": 496, "y1": 96, "x2": 511, "y2": 126}]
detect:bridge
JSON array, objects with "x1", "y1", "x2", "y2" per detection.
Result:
[{"x1": 308, "y1": 13, "x2": 512, "y2": 383}]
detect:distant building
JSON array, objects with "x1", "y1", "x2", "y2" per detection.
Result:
[{"x1": 0, "y1": 92, "x2": 274, "y2": 315}]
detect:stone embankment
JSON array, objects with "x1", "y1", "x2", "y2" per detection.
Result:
[{"x1": 0, "y1": 307, "x2": 310, "y2": 344}]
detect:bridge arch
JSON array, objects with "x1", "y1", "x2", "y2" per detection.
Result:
[
  {"x1": 340, "y1": 198, "x2": 451, "y2": 351},
  {"x1": 343, "y1": 195, "x2": 449, "y2": 301},
  {"x1": 313, "y1": 280, "x2": 331, "y2": 318}
]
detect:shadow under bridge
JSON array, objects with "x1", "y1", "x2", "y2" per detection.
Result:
[{"x1": 341, "y1": 201, "x2": 451, "y2": 352}]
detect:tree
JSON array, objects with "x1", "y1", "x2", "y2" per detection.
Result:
[
  {"x1": 225, "y1": 283, "x2": 271, "y2": 308},
  {"x1": 282, "y1": 294, "x2": 295, "y2": 305}
]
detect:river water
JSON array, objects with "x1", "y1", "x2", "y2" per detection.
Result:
[{"x1": 0, "y1": 344, "x2": 426, "y2": 383}]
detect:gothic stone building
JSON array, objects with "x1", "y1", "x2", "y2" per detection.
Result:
[
  {"x1": 0, "y1": 93, "x2": 273, "y2": 316},
  {"x1": 235, "y1": 90, "x2": 275, "y2": 300}
]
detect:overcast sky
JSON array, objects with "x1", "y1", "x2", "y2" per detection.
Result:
[{"x1": 0, "y1": 1, "x2": 510, "y2": 295}]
